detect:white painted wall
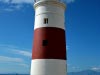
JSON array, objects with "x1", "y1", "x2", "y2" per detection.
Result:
[
  {"x1": 31, "y1": 59, "x2": 67, "y2": 75},
  {"x1": 35, "y1": 5, "x2": 64, "y2": 15},
  {"x1": 34, "y1": 4, "x2": 65, "y2": 30}
]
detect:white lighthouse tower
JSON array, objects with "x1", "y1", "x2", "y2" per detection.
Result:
[{"x1": 30, "y1": 0, "x2": 67, "y2": 75}]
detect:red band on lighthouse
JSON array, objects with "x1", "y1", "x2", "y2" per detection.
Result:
[{"x1": 32, "y1": 27, "x2": 66, "y2": 60}]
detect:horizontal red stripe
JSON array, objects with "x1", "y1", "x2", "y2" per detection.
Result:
[{"x1": 32, "y1": 27, "x2": 66, "y2": 60}]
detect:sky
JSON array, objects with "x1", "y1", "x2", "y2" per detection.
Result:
[{"x1": 0, "y1": 0, "x2": 100, "y2": 74}]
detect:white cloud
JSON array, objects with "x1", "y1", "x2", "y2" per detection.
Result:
[
  {"x1": 0, "y1": 56, "x2": 24, "y2": 62},
  {"x1": 18, "y1": 63, "x2": 29, "y2": 67},
  {"x1": 72, "y1": 66, "x2": 80, "y2": 69},
  {"x1": 0, "y1": 0, "x2": 10, "y2": 3},
  {"x1": 0, "y1": 0, "x2": 75, "y2": 4},
  {"x1": 0, "y1": 0, "x2": 75, "y2": 12},
  {"x1": 0, "y1": 0, "x2": 33, "y2": 4},
  {"x1": 0, "y1": 44, "x2": 31, "y2": 73},
  {"x1": 11, "y1": 0, "x2": 33, "y2": 4},
  {"x1": 91, "y1": 67, "x2": 100, "y2": 71},
  {"x1": 0, "y1": 44, "x2": 32, "y2": 57},
  {"x1": 0, "y1": 0, "x2": 33, "y2": 12},
  {"x1": 0, "y1": 44, "x2": 17, "y2": 48},
  {"x1": 0, "y1": 4, "x2": 25, "y2": 12},
  {"x1": 13, "y1": 49, "x2": 32, "y2": 57}
]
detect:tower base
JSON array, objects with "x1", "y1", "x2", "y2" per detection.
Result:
[{"x1": 30, "y1": 59, "x2": 66, "y2": 75}]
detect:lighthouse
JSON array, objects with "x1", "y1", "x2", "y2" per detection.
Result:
[{"x1": 30, "y1": 0, "x2": 67, "y2": 75}]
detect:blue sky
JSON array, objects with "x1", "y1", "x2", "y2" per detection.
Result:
[{"x1": 0, "y1": 0, "x2": 100, "y2": 74}]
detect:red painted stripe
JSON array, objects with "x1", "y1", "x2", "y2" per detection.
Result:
[{"x1": 32, "y1": 27, "x2": 66, "y2": 60}]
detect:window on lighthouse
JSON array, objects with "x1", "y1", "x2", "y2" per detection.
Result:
[
  {"x1": 44, "y1": 18, "x2": 48, "y2": 24},
  {"x1": 43, "y1": 40, "x2": 48, "y2": 46}
]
